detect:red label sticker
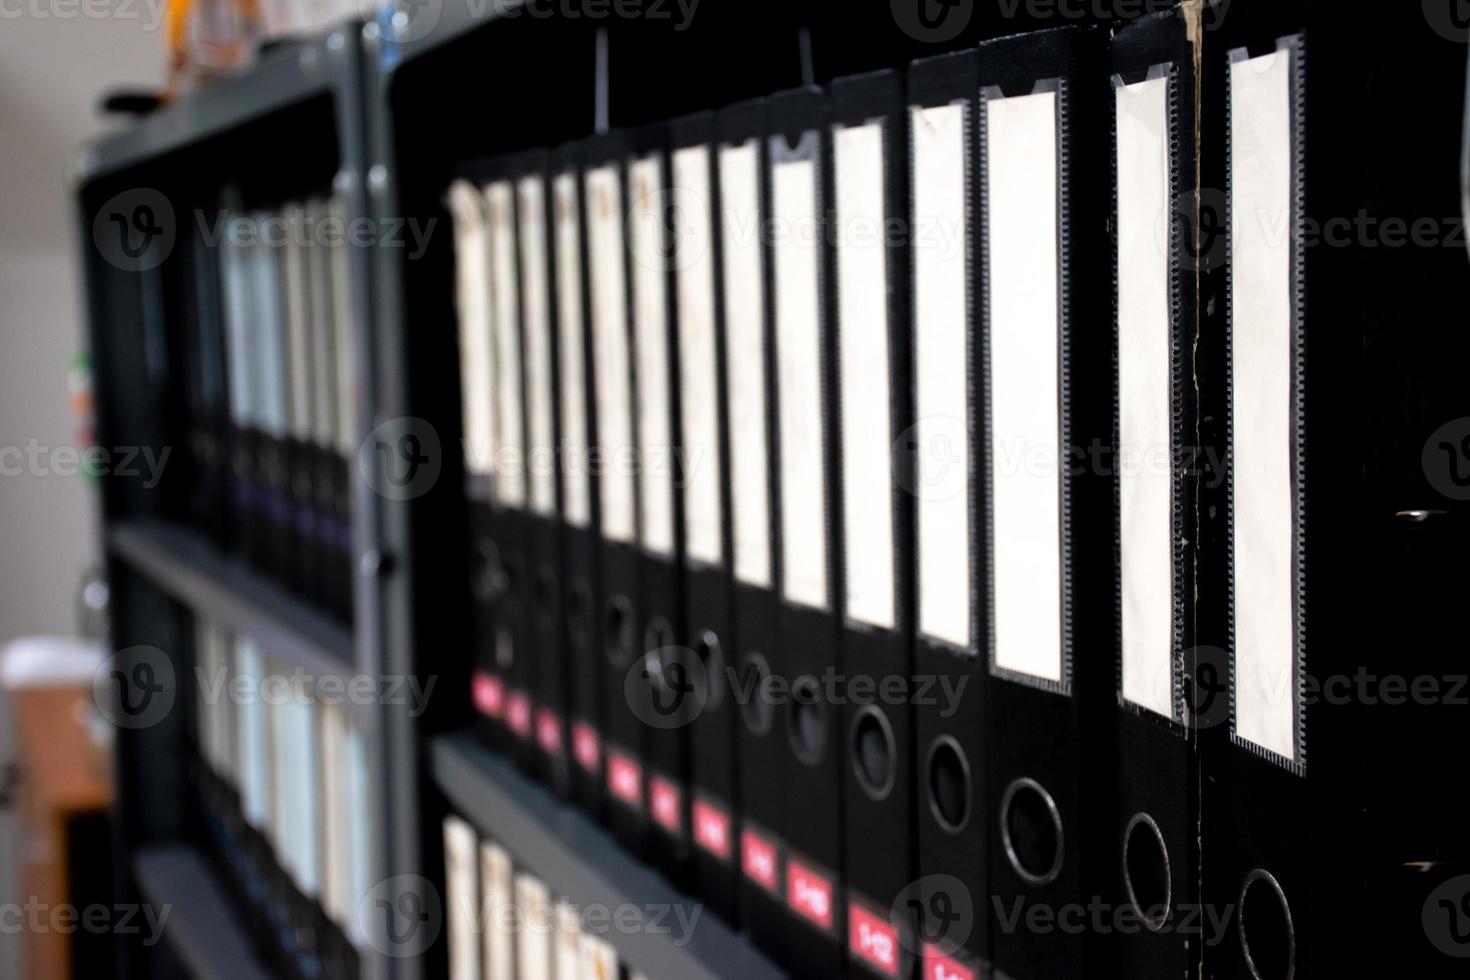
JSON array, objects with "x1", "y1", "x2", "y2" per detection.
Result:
[
  {"x1": 472, "y1": 672, "x2": 505, "y2": 719},
  {"x1": 506, "y1": 690, "x2": 533, "y2": 739},
  {"x1": 786, "y1": 858, "x2": 835, "y2": 932},
  {"x1": 535, "y1": 709, "x2": 562, "y2": 756},
  {"x1": 692, "y1": 800, "x2": 731, "y2": 861},
  {"x1": 572, "y1": 723, "x2": 601, "y2": 774},
  {"x1": 922, "y1": 945, "x2": 977, "y2": 980},
  {"x1": 606, "y1": 751, "x2": 643, "y2": 810},
  {"x1": 649, "y1": 777, "x2": 683, "y2": 834},
  {"x1": 740, "y1": 829, "x2": 780, "y2": 893},
  {"x1": 849, "y1": 902, "x2": 901, "y2": 977}
]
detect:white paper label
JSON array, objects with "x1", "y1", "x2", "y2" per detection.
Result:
[
  {"x1": 580, "y1": 932, "x2": 618, "y2": 980},
  {"x1": 772, "y1": 150, "x2": 829, "y2": 610},
  {"x1": 587, "y1": 165, "x2": 637, "y2": 544},
  {"x1": 674, "y1": 144, "x2": 724, "y2": 567},
  {"x1": 1116, "y1": 73, "x2": 1178, "y2": 720},
  {"x1": 555, "y1": 902, "x2": 581, "y2": 980},
  {"x1": 554, "y1": 173, "x2": 592, "y2": 528},
  {"x1": 986, "y1": 89, "x2": 1064, "y2": 685},
  {"x1": 237, "y1": 637, "x2": 269, "y2": 828},
  {"x1": 482, "y1": 841, "x2": 515, "y2": 980},
  {"x1": 720, "y1": 140, "x2": 772, "y2": 588},
  {"x1": 329, "y1": 195, "x2": 357, "y2": 456},
  {"x1": 834, "y1": 122, "x2": 896, "y2": 631},
  {"x1": 319, "y1": 702, "x2": 346, "y2": 927},
  {"x1": 284, "y1": 205, "x2": 315, "y2": 440},
  {"x1": 515, "y1": 874, "x2": 555, "y2": 980},
  {"x1": 520, "y1": 176, "x2": 557, "y2": 517},
  {"x1": 487, "y1": 182, "x2": 526, "y2": 508},
  {"x1": 222, "y1": 218, "x2": 254, "y2": 427},
  {"x1": 306, "y1": 198, "x2": 338, "y2": 447},
  {"x1": 250, "y1": 216, "x2": 289, "y2": 438},
  {"x1": 1230, "y1": 46, "x2": 1301, "y2": 764},
  {"x1": 912, "y1": 102, "x2": 973, "y2": 651},
  {"x1": 629, "y1": 154, "x2": 676, "y2": 557},
  {"x1": 451, "y1": 181, "x2": 495, "y2": 478},
  {"x1": 444, "y1": 816, "x2": 480, "y2": 980}
]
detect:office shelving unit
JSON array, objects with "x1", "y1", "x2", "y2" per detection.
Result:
[{"x1": 75, "y1": 4, "x2": 1015, "y2": 977}]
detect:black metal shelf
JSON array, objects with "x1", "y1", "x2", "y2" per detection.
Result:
[
  {"x1": 73, "y1": 22, "x2": 360, "y2": 184},
  {"x1": 108, "y1": 519, "x2": 355, "y2": 678},
  {"x1": 369, "y1": 0, "x2": 521, "y2": 77},
  {"x1": 133, "y1": 844, "x2": 273, "y2": 980},
  {"x1": 431, "y1": 732, "x2": 787, "y2": 980}
]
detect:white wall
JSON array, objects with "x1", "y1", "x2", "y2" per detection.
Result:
[{"x1": 0, "y1": 11, "x2": 160, "y2": 977}]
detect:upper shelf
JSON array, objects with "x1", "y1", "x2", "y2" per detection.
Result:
[
  {"x1": 73, "y1": 23, "x2": 361, "y2": 186},
  {"x1": 108, "y1": 518, "x2": 355, "y2": 676},
  {"x1": 431, "y1": 731, "x2": 788, "y2": 980},
  {"x1": 133, "y1": 844, "x2": 273, "y2": 980}
]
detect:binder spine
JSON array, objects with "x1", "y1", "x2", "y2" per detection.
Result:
[
  {"x1": 583, "y1": 132, "x2": 651, "y2": 852},
  {"x1": 718, "y1": 96, "x2": 788, "y2": 963},
  {"x1": 828, "y1": 68, "x2": 917, "y2": 980},
  {"x1": 906, "y1": 49, "x2": 990, "y2": 980},
  {"x1": 767, "y1": 85, "x2": 845, "y2": 978},
  {"x1": 671, "y1": 109, "x2": 742, "y2": 924}
]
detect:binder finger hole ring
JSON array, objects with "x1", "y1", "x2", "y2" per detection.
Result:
[
  {"x1": 1122, "y1": 812, "x2": 1172, "y2": 932},
  {"x1": 1238, "y1": 868, "x2": 1295, "y2": 980},
  {"x1": 737, "y1": 651, "x2": 774, "y2": 736},
  {"x1": 471, "y1": 540, "x2": 504, "y2": 602},
  {"x1": 533, "y1": 564, "x2": 557, "y2": 631},
  {"x1": 925, "y1": 735, "x2": 972, "y2": 835},
  {"x1": 999, "y1": 776, "x2": 1064, "y2": 887},
  {"x1": 567, "y1": 581, "x2": 594, "y2": 652},
  {"x1": 787, "y1": 675, "x2": 828, "y2": 766},
  {"x1": 849, "y1": 705, "x2": 896, "y2": 802}
]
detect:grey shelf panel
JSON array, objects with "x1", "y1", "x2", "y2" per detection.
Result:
[
  {"x1": 74, "y1": 25, "x2": 358, "y2": 185},
  {"x1": 431, "y1": 732, "x2": 787, "y2": 980},
  {"x1": 108, "y1": 519, "x2": 355, "y2": 677},
  {"x1": 133, "y1": 844, "x2": 272, "y2": 980}
]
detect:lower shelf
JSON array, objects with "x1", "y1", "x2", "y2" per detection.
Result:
[
  {"x1": 431, "y1": 731, "x2": 787, "y2": 980},
  {"x1": 133, "y1": 844, "x2": 272, "y2": 980}
]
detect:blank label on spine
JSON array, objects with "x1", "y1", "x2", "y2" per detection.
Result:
[
  {"x1": 912, "y1": 102, "x2": 973, "y2": 652},
  {"x1": 674, "y1": 144, "x2": 723, "y2": 567},
  {"x1": 519, "y1": 175, "x2": 557, "y2": 518},
  {"x1": 587, "y1": 165, "x2": 636, "y2": 544},
  {"x1": 771, "y1": 144, "x2": 829, "y2": 611},
  {"x1": 451, "y1": 182, "x2": 494, "y2": 478},
  {"x1": 554, "y1": 172, "x2": 591, "y2": 528},
  {"x1": 629, "y1": 154, "x2": 675, "y2": 557},
  {"x1": 1115, "y1": 71, "x2": 1177, "y2": 721},
  {"x1": 834, "y1": 121, "x2": 896, "y2": 631},
  {"x1": 487, "y1": 181, "x2": 526, "y2": 508},
  {"x1": 721, "y1": 140, "x2": 772, "y2": 588},
  {"x1": 443, "y1": 816, "x2": 479, "y2": 980},
  {"x1": 985, "y1": 88, "x2": 1064, "y2": 685},
  {"x1": 1230, "y1": 44, "x2": 1302, "y2": 765}
]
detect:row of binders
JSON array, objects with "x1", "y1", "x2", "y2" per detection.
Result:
[
  {"x1": 448, "y1": 6, "x2": 1460, "y2": 979},
  {"x1": 190, "y1": 612, "x2": 372, "y2": 980},
  {"x1": 443, "y1": 815, "x2": 648, "y2": 980},
  {"x1": 180, "y1": 193, "x2": 358, "y2": 623}
]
